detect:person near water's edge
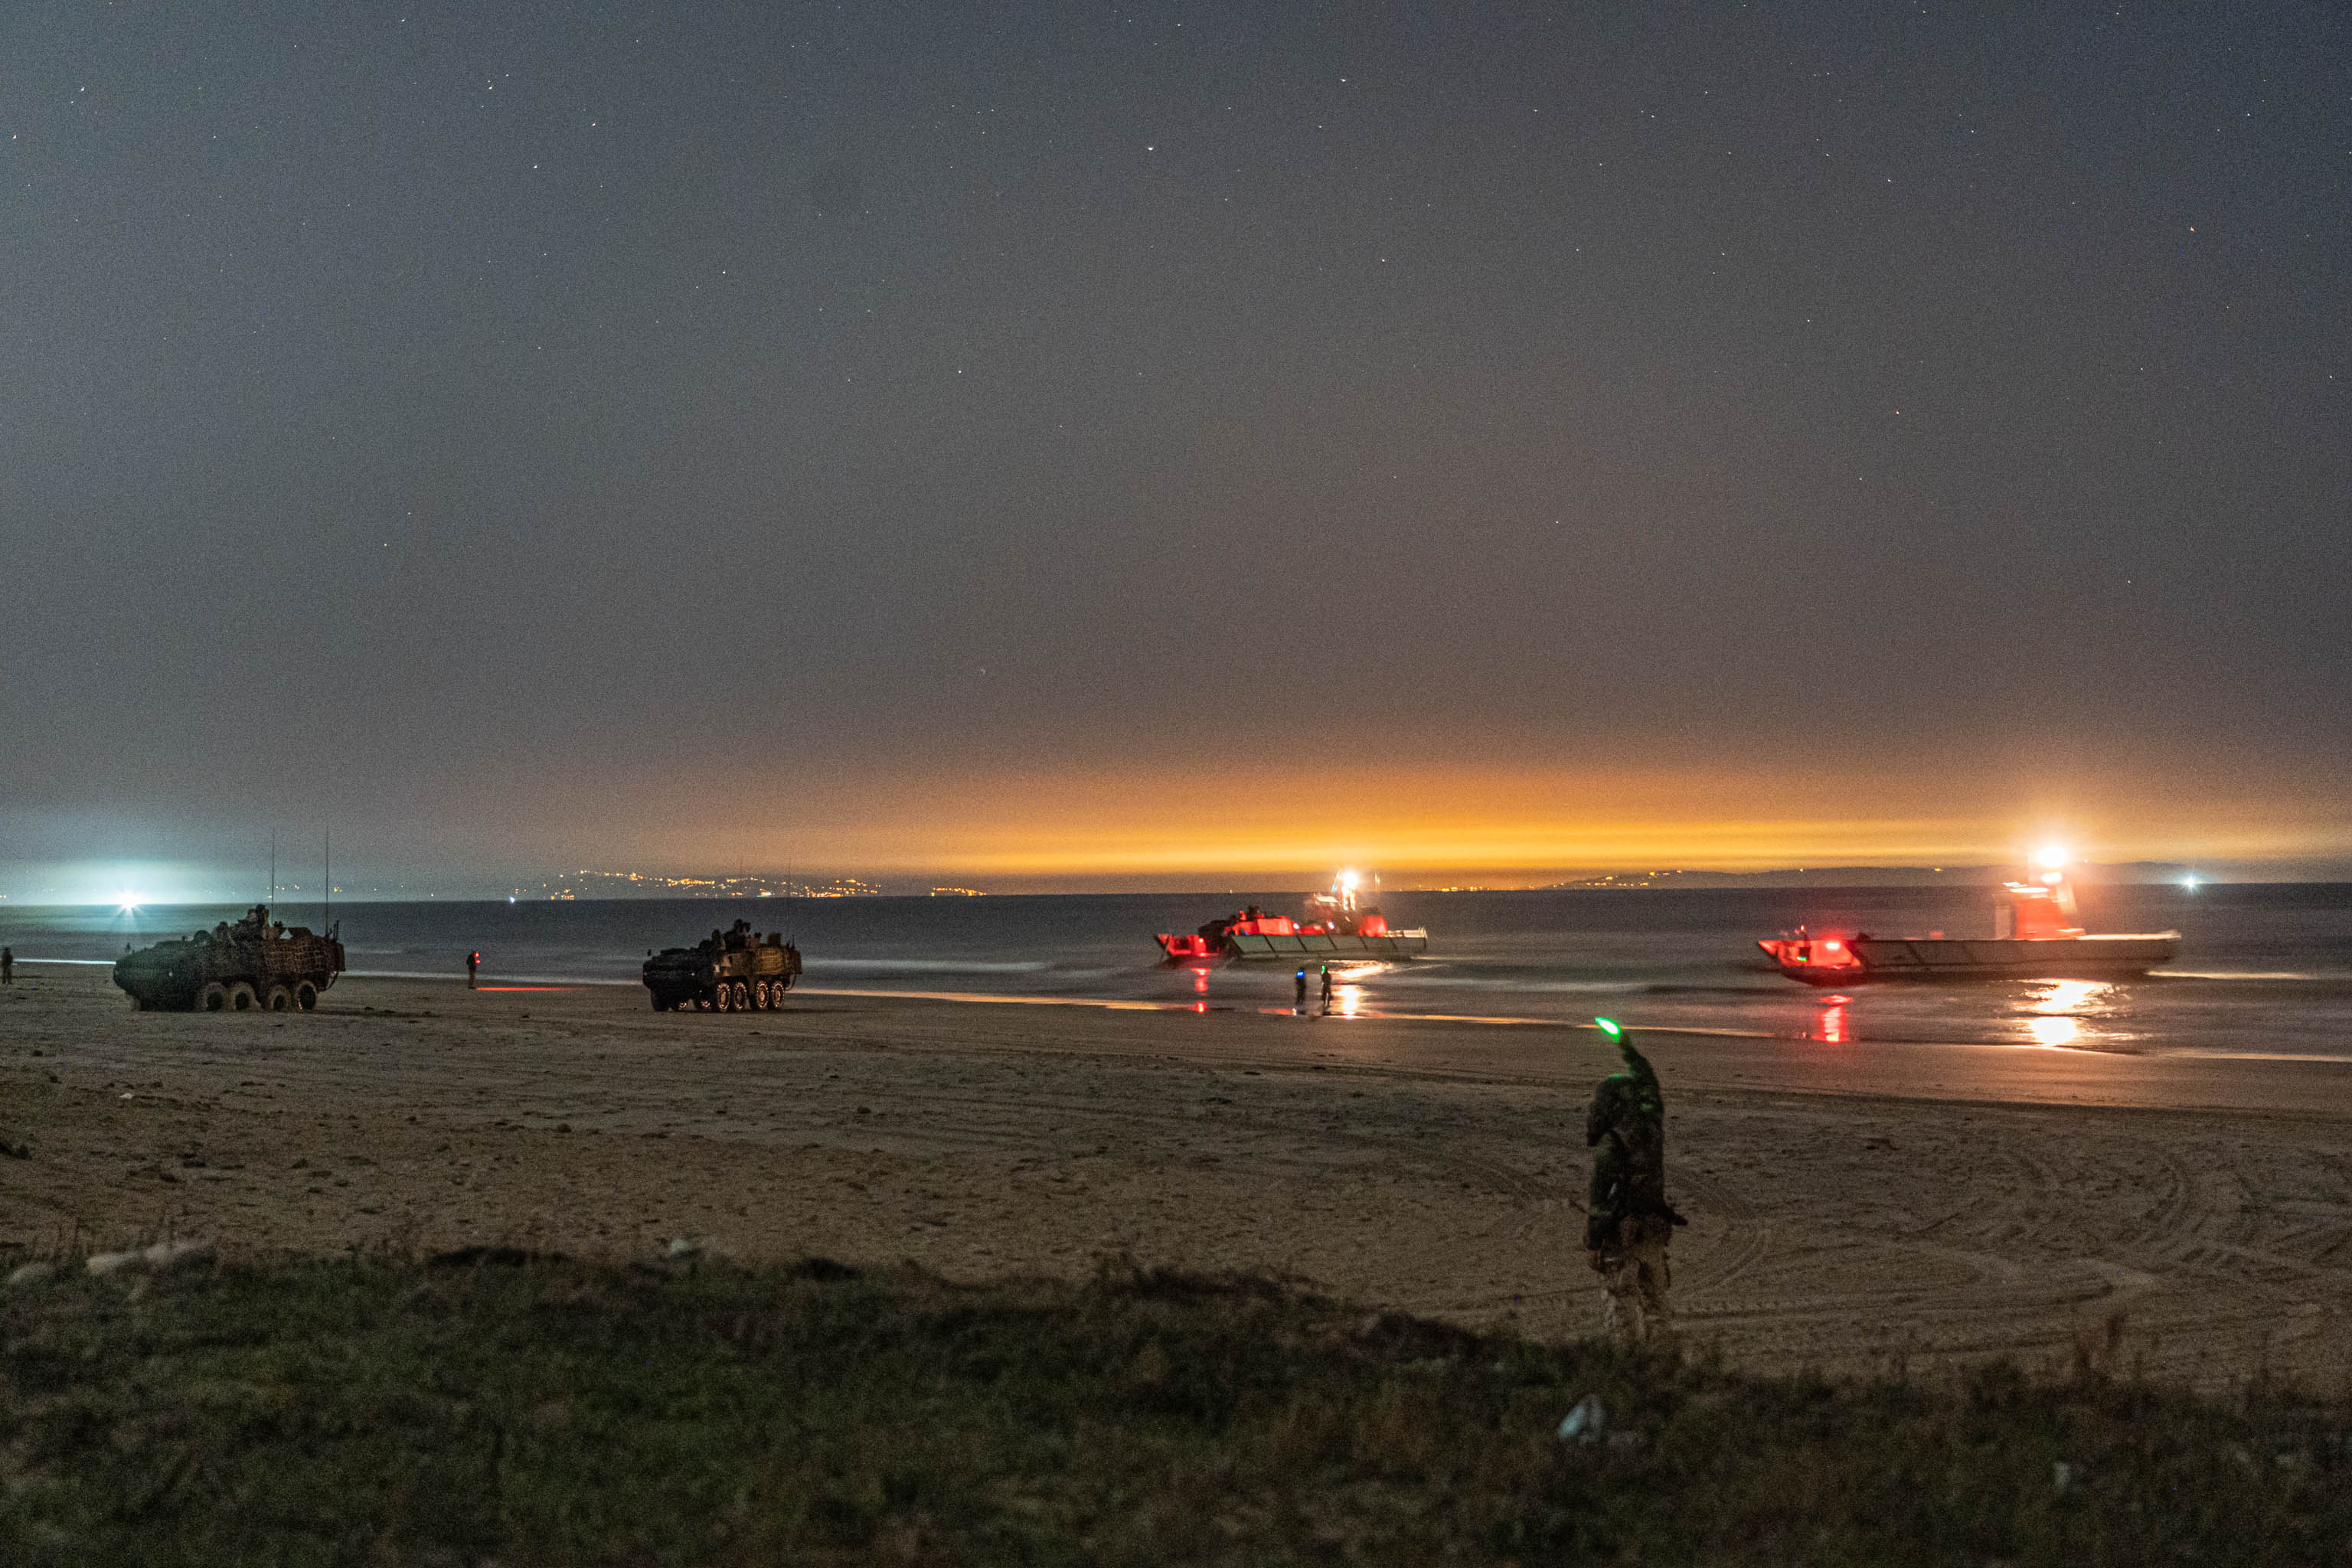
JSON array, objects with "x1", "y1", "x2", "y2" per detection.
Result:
[
  {"x1": 466, "y1": 950, "x2": 481, "y2": 988},
  {"x1": 1584, "y1": 1019, "x2": 1684, "y2": 1343},
  {"x1": 1318, "y1": 965, "x2": 1334, "y2": 1013},
  {"x1": 1295, "y1": 969, "x2": 1308, "y2": 1010},
  {"x1": 1, "y1": 947, "x2": 11, "y2": 985}
]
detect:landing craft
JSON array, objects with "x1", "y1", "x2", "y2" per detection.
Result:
[
  {"x1": 1757, "y1": 853, "x2": 2180, "y2": 985},
  {"x1": 1157, "y1": 870, "x2": 1429, "y2": 963}
]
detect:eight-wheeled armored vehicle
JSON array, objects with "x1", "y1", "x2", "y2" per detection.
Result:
[
  {"x1": 643, "y1": 920, "x2": 803, "y2": 1012},
  {"x1": 113, "y1": 905, "x2": 346, "y2": 1012}
]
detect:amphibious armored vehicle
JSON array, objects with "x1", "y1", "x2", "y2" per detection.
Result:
[
  {"x1": 113, "y1": 905, "x2": 346, "y2": 1012},
  {"x1": 642, "y1": 920, "x2": 803, "y2": 1012}
]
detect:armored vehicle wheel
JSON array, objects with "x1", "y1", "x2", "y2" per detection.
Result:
[
  {"x1": 199, "y1": 982, "x2": 229, "y2": 1012},
  {"x1": 751, "y1": 979, "x2": 770, "y2": 1010},
  {"x1": 729, "y1": 980, "x2": 751, "y2": 1012},
  {"x1": 263, "y1": 985, "x2": 295, "y2": 1012},
  {"x1": 713, "y1": 984, "x2": 733, "y2": 1013},
  {"x1": 295, "y1": 981, "x2": 320, "y2": 1011},
  {"x1": 693, "y1": 993, "x2": 712, "y2": 1011},
  {"x1": 227, "y1": 982, "x2": 259, "y2": 1012}
]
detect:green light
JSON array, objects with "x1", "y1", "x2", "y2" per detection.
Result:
[{"x1": 1594, "y1": 1017, "x2": 1622, "y2": 1038}]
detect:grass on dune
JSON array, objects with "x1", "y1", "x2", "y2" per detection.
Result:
[{"x1": 1, "y1": 1250, "x2": 2347, "y2": 1566}]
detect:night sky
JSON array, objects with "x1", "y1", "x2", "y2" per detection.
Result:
[{"x1": 6, "y1": 2, "x2": 2349, "y2": 896}]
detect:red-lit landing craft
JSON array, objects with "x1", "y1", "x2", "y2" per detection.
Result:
[
  {"x1": 1158, "y1": 871, "x2": 1430, "y2": 963},
  {"x1": 1758, "y1": 853, "x2": 2179, "y2": 986}
]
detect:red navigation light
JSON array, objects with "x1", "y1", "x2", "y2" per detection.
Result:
[{"x1": 1821, "y1": 939, "x2": 1841, "y2": 952}]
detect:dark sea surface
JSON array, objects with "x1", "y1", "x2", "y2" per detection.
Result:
[{"x1": 8, "y1": 884, "x2": 2350, "y2": 1060}]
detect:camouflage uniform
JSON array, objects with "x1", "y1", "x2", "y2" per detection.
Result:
[{"x1": 1585, "y1": 1032, "x2": 1683, "y2": 1342}]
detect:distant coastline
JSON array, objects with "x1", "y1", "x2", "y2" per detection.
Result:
[
  {"x1": 1540, "y1": 862, "x2": 2199, "y2": 891},
  {"x1": 11, "y1": 861, "x2": 2314, "y2": 906}
]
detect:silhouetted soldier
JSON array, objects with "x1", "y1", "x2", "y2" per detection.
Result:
[
  {"x1": 1295, "y1": 968, "x2": 1308, "y2": 1010},
  {"x1": 466, "y1": 950, "x2": 481, "y2": 988},
  {"x1": 1584, "y1": 1019, "x2": 1684, "y2": 1343},
  {"x1": 1, "y1": 947, "x2": 12, "y2": 985},
  {"x1": 1318, "y1": 964, "x2": 1334, "y2": 1013}
]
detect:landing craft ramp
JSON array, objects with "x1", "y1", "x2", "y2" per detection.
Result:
[
  {"x1": 1223, "y1": 929, "x2": 1429, "y2": 960},
  {"x1": 1847, "y1": 933, "x2": 2179, "y2": 980}
]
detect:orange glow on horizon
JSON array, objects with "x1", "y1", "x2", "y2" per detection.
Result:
[
  {"x1": 474, "y1": 757, "x2": 2352, "y2": 884},
  {"x1": 847, "y1": 800, "x2": 2349, "y2": 879}
]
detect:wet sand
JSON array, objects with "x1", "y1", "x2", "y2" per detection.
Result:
[{"x1": 4, "y1": 965, "x2": 2348, "y2": 1389}]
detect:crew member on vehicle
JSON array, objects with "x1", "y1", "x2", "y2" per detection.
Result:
[{"x1": 1583, "y1": 1018, "x2": 1684, "y2": 1344}]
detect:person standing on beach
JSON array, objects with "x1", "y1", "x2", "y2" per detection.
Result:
[
  {"x1": 2, "y1": 947, "x2": 11, "y2": 985},
  {"x1": 466, "y1": 950, "x2": 481, "y2": 988},
  {"x1": 1295, "y1": 969, "x2": 1308, "y2": 1010},
  {"x1": 1584, "y1": 1019, "x2": 1684, "y2": 1343},
  {"x1": 1318, "y1": 965, "x2": 1334, "y2": 1013}
]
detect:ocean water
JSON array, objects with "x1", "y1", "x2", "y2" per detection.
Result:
[{"x1": 6, "y1": 884, "x2": 2349, "y2": 1060}]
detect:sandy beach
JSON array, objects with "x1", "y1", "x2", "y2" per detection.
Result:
[{"x1": 4, "y1": 964, "x2": 2347, "y2": 1390}]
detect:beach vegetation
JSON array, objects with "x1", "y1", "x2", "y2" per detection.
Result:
[{"x1": 0, "y1": 1250, "x2": 2344, "y2": 1564}]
